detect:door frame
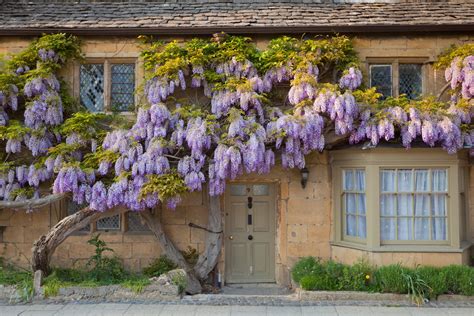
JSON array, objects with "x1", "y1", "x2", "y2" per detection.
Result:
[{"x1": 223, "y1": 181, "x2": 278, "y2": 284}]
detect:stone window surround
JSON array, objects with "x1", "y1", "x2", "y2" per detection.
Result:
[
  {"x1": 73, "y1": 56, "x2": 140, "y2": 114},
  {"x1": 367, "y1": 57, "x2": 428, "y2": 98},
  {"x1": 331, "y1": 148, "x2": 471, "y2": 253}
]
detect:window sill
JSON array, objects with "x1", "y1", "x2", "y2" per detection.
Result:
[{"x1": 331, "y1": 240, "x2": 472, "y2": 253}]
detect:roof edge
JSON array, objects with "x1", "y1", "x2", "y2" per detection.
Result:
[{"x1": 1, "y1": 24, "x2": 474, "y2": 36}]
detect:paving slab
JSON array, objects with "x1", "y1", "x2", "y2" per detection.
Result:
[
  {"x1": 123, "y1": 303, "x2": 164, "y2": 316},
  {"x1": 301, "y1": 306, "x2": 338, "y2": 316}
]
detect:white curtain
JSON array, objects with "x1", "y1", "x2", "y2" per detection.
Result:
[
  {"x1": 344, "y1": 169, "x2": 366, "y2": 238},
  {"x1": 380, "y1": 169, "x2": 447, "y2": 241},
  {"x1": 432, "y1": 194, "x2": 447, "y2": 240}
]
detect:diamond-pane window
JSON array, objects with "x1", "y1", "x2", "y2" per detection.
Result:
[
  {"x1": 370, "y1": 65, "x2": 392, "y2": 98},
  {"x1": 127, "y1": 212, "x2": 150, "y2": 232},
  {"x1": 399, "y1": 64, "x2": 422, "y2": 99},
  {"x1": 80, "y1": 64, "x2": 104, "y2": 112},
  {"x1": 97, "y1": 215, "x2": 120, "y2": 231},
  {"x1": 111, "y1": 64, "x2": 135, "y2": 112},
  {"x1": 67, "y1": 201, "x2": 90, "y2": 232}
]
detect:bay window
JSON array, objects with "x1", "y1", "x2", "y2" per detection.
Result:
[
  {"x1": 332, "y1": 148, "x2": 469, "y2": 252},
  {"x1": 380, "y1": 168, "x2": 448, "y2": 242}
]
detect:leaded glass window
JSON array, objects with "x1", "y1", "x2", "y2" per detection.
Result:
[
  {"x1": 399, "y1": 64, "x2": 422, "y2": 99},
  {"x1": 111, "y1": 64, "x2": 135, "y2": 112},
  {"x1": 80, "y1": 64, "x2": 104, "y2": 112},
  {"x1": 370, "y1": 65, "x2": 392, "y2": 98},
  {"x1": 97, "y1": 215, "x2": 121, "y2": 231},
  {"x1": 67, "y1": 201, "x2": 90, "y2": 232},
  {"x1": 127, "y1": 212, "x2": 150, "y2": 232}
]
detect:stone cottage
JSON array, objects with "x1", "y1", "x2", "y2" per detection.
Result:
[{"x1": 0, "y1": 0, "x2": 473, "y2": 287}]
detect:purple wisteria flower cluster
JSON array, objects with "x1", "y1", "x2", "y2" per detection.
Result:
[
  {"x1": 0, "y1": 48, "x2": 67, "y2": 201},
  {"x1": 445, "y1": 56, "x2": 474, "y2": 99}
]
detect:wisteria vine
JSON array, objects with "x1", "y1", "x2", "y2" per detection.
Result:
[{"x1": 1, "y1": 34, "x2": 472, "y2": 214}]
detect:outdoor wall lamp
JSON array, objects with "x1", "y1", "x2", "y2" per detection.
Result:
[{"x1": 300, "y1": 167, "x2": 309, "y2": 189}]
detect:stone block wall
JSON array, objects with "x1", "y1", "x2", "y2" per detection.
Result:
[
  {"x1": 0, "y1": 191, "x2": 208, "y2": 272},
  {"x1": 0, "y1": 33, "x2": 473, "y2": 283}
]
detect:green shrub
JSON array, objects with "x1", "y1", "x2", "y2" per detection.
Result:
[
  {"x1": 416, "y1": 266, "x2": 446, "y2": 299},
  {"x1": 0, "y1": 263, "x2": 34, "y2": 301},
  {"x1": 143, "y1": 255, "x2": 177, "y2": 278},
  {"x1": 121, "y1": 276, "x2": 151, "y2": 294},
  {"x1": 171, "y1": 272, "x2": 187, "y2": 294},
  {"x1": 300, "y1": 275, "x2": 324, "y2": 291},
  {"x1": 374, "y1": 264, "x2": 410, "y2": 293},
  {"x1": 340, "y1": 259, "x2": 375, "y2": 291},
  {"x1": 402, "y1": 268, "x2": 432, "y2": 305},
  {"x1": 324, "y1": 260, "x2": 345, "y2": 290},
  {"x1": 291, "y1": 256, "x2": 324, "y2": 284},
  {"x1": 442, "y1": 265, "x2": 474, "y2": 296},
  {"x1": 86, "y1": 234, "x2": 126, "y2": 283}
]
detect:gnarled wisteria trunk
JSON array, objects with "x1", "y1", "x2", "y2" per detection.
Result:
[
  {"x1": 139, "y1": 195, "x2": 223, "y2": 294},
  {"x1": 31, "y1": 206, "x2": 126, "y2": 274}
]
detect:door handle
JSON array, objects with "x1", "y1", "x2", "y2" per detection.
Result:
[
  {"x1": 228, "y1": 235, "x2": 234, "y2": 240},
  {"x1": 248, "y1": 235, "x2": 253, "y2": 240}
]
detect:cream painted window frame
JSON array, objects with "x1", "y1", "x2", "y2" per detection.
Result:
[
  {"x1": 367, "y1": 57, "x2": 428, "y2": 98},
  {"x1": 331, "y1": 148, "x2": 469, "y2": 252},
  {"x1": 74, "y1": 57, "x2": 140, "y2": 114},
  {"x1": 341, "y1": 168, "x2": 367, "y2": 244},
  {"x1": 379, "y1": 167, "x2": 449, "y2": 244}
]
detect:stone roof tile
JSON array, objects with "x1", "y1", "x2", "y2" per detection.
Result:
[{"x1": 0, "y1": 0, "x2": 472, "y2": 33}]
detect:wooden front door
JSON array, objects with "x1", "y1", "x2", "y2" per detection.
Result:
[{"x1": 225, "y1": 183, "x2": 276, "y2": 283}]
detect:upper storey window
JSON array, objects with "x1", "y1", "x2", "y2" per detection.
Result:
[
  {"x1": 80, "y1": 60, "x2": 136, "y2": 112},
  {"x1": 369, "y1": 59, "x2": 424, "y2": 100}
]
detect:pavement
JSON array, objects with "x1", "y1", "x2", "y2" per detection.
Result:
[{"x1": 1, "y1": 303, "x2": 474, "y2": 316}]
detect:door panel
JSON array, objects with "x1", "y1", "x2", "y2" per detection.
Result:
[
  {"x1": 230, "y1": 243, "x2": 248, "y2": 276},
  {"x1": 252, "y1": 242, "x2": 269, "y2": 276},
  {"x1": 253, "y1": 201, "x2": 270, "y2": 232},
  {"x1": 225, "y1": 183, "x2": 275, "y2": 283},
  {"x1": 230, "y1": 202, "x2": 247, "y2": 232}
]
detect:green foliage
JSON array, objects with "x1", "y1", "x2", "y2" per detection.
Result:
[
  {"x1": 435, "y1": 43, "x2": 474, "y2": 69},
  {"x1": 260, "y1": 35, "x2": 358, "y2": 72},
  {"x1": 82, "y1": 148, "x2": 120, "y2": 170},
  {"x1": 140, "y1": 34, "x2": 358, "y2": 89},
  {"x1": 7, "y1": 33, "x2": 82, "y2": 73},
  {"x1": 0, "y1": 120, "x2": 31, "y2": 140},
  {"x1": 340, "y1": 259, "x2": 375, "y2": 291},
  {"x1": 416, "y1": 266, "x2": 447, "y2": 299},
  {"x1": 442, "y1": 265, "x2": 474, "y2": 296},
  {"x1": 120, "y1": 276, "x2": 151, "y2": 294},
  {"x1": 42, "y1": 267, "x2": 150, "y2": 297},
  {"x1": 59, "y1": 111, "x2": 108, "y2": 139},
  {"x1": 292, "y1": 257, "x2": 474, "y2": 303},
  {"x1": 401, "y1": 267, "x2": 432, "y2": 305},
  {"x1": 139, "y1": 171, "x2": 188, "y2": 203},
  {"x1": 171, "y1": 271, "x2": 187, "y2": 294},
  {"x1": 0, "y1": 261, "x2": 34, "y2": 302},
  {"x1": 292, "y1": 257, "x2": 374, "y2": 291},
  {"x1": 375, "y1": 264, "x2": 411, "y2": 294},
  {"x1": 86, "y1": 234, "x2": 126, "y2": 283},
  {"x1": 291, "y1": 256, "x2": 324, "y2": 284},
  {"x1": 143, "y1": 255, "x2": 177, "y2": 278}
]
